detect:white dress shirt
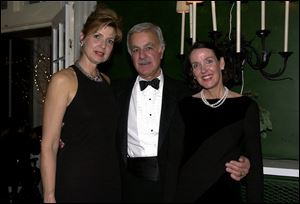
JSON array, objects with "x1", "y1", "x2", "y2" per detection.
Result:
[{"x1": 127, "y1": 71, "x2": 164, "y2": 157}]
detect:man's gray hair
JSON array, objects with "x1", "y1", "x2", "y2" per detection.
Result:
[{"x1": 126, "y1": 22, "x2": 166, "y2": 55}]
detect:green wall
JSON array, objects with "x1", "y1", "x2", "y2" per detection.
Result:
[{"x1": 104, "y1": 1, "x2": 299, "y2": 160}]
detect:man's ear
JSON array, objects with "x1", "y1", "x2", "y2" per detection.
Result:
[{"x1": 160, "y1": 46, "x2": 165, "y2": 59}]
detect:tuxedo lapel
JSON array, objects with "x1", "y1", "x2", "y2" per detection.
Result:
[
  {"x1": 119, "y1": 79, "x2": 136, "y2": 161},
  {"x1": 158, "y1": 77, "x2": 178, "y2": 150}
]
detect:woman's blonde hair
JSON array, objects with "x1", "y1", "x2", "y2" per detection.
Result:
[{"x1": 82, "y1": 3, "x2": 122, "y2": 43}]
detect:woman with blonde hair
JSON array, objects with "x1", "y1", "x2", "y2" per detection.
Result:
[{"x1": 41, "y1": 4, "x2": 123, "y2": 202}]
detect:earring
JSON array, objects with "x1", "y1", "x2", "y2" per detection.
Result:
[{"x1": 80, "y1": 41, "x2": 83, "y2": 47}]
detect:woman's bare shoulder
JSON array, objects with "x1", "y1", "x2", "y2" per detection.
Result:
[{"x1": 50, "y1": 67, "x2": 76, "y2": 83}]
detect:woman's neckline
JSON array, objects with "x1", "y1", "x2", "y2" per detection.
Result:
[{"x1": 75, "y1": 61, "x2": 103, "y2": 82}]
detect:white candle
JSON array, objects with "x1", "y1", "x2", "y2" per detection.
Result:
[
  {"x1": 211, "y1": 1, "x2": 217, "y2": 31},
  {"x1": 284, "y1": 1, "x2": 289, "y2": 52},
  {"x1": 236, "y1": 1, "x2": 241, "y2": 53},
  {"x1": 189, "y1": 4, "x2": 193, "y2": 39},
  {"x1": 261, "y1": 1, "x2": 265, "y2": 30},
  {"x1": 180, "y1": 13, "x2": 185, "y2": 55},
  {"x1": 186, "y1": 1, "x2": 203, "y2": 44},
  {"x1": 176, "y1": 1, "x2": 189, "y2": 55},
  {"x1": 192, "y1": 2, "x2": 197, "y2": 44}
]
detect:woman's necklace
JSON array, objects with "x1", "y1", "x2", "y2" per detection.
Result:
[
  {"x1": 200, "y1": 86, "x2": 229, "y2": 108},
  {"x1": 75, "y1": 61, "x2": 102, "y2": 82}
]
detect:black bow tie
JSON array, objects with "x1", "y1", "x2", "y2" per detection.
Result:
[{"x1": 139, "y1": 78, "x2": 160, "y2": 91}]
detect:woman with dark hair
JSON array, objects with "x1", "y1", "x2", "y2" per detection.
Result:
[{"x1": 176, "y1": 41, "x2": 263, "y2": 203}]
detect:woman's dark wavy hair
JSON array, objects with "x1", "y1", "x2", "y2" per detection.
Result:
[{"x1": 183, "y1": 41, "x2": 233, "y2": 92}]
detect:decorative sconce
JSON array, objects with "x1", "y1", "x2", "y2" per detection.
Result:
[{"x1": 177, "y1": 1, "x2": 293, "y2": 83}]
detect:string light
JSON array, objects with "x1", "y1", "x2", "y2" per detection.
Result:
[{"x1": 33, "y1": 52, "x2": 51, "y2": 104}]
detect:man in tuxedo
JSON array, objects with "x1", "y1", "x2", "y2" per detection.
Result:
[{"x1": 114, "y1": 22, "x2": 250, "y2": 203}]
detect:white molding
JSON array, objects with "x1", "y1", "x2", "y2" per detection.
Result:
[
  {"x1": 1, "y1": 22, "x2": 52, "y2": 33},
  {"x1": 1, "y1": 1, "x2": 65, "y2": 33},
  {"x1": 263, "y1": 159, "x2": 299, "y2": 178}
]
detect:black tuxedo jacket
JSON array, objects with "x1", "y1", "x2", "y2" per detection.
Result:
[{"x1": 112, "y1": 74, "x2": 189, "y2": 202}]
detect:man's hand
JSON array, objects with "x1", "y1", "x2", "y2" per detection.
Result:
[{"x1": 225, "y1": 156, "x2": 250, "y2": 181}]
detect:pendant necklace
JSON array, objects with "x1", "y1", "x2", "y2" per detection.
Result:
[
  {"x1": 200, "y1": 86, "x2": 229, "y2": 108},
  {"x1": 75, "y1": 61, "x2": 102, "y2": 82}
]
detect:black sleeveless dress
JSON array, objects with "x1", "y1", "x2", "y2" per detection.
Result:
[{"x1": 55, "y1": 65, "x2": 121, "y2": 203}]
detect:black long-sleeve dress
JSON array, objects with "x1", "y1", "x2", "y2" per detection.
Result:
[{"x1": 175, "y1": 96, "x2": 263, "y2": 203}]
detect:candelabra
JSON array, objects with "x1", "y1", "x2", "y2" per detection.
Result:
[
  {"x1": 209, "y1": 29, "x2": 293, "y2": 84},
  {"x1": 176, "y1": 1, "x2": 293, "y2": 84}
]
